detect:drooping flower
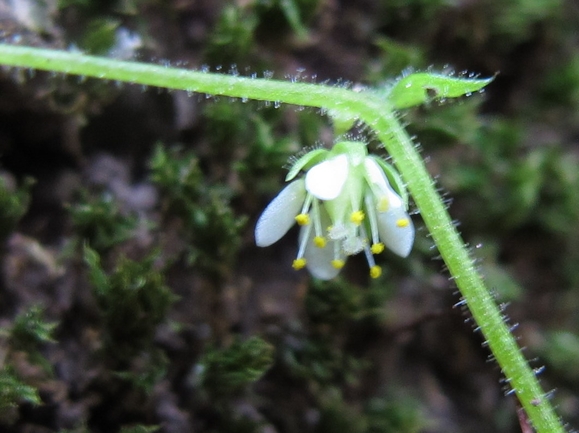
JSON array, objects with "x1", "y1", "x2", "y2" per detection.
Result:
[{"x1": 255, "y1": 141, "x2": 414, "y2": 280}]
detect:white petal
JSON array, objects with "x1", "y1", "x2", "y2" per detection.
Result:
[
  {"x1": 377, "y1": 207, "x2": 415, "y2": 257},
  {"x1": 299, "y1": 207, "x2": 343, "y2": 280},
  {"x1": 255, "y1": 179, "x2": 306, "y2": 247},
  {"x1": 305, "y1": 154, "x2": 348, "y2": 200},
  {"x1": 364, "y1": 158, "x2": 402, "y2": 208},
  {"x1": 305, "y1": 242, "x2": 342, "y2": 280},
  {"x1": 364, "y1": 157, "x2": 389, "y2": 188}
]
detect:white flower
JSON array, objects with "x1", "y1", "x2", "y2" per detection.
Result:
[{"x1": 255, "y1": 141, "x2": 414, "y2": 280}]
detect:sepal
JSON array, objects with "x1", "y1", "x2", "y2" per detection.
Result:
[{"x1": 286, "y1": 149, "x2": 329, "y2": 181}]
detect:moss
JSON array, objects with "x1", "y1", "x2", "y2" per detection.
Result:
[
  {"x1": 196, "y1": 336, "x2": 274, "y2": 401},
  {"x1": 149, "y1": 145, "x2": 246, "y2": 279},
  {"x1": 0, "y1": 367, "x2": 41, "y2": 424},
  {"x1": 84, "y1": 246, "x2": 176, "y2": 365},
  {"x1": 0, "y1": 176, "x2": 32, "y2": 242},
  {"x1": 68, "y1": 191, "x2": 139, "y2": 253}
]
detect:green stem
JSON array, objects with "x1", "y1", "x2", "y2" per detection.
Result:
[
  {"x1": 365, "y1": 107, "x2": 565, "y2": 433},
  {"x1": 0, "y1": 44, "x2": 565, "y2": 433}
]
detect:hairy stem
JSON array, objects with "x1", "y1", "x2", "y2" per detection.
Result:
[{"x1": 0, "y1": 44, "x2": 565, "y2": 433}]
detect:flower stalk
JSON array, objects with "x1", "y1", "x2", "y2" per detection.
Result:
[{"x1": 0, "y1": 44, "x2": 565, "y2": 433}]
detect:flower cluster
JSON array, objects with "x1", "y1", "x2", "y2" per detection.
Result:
[{"x1": 255, "y1": 141, "x2": 414, "y2": 280}]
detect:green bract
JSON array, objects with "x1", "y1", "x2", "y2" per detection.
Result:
[{"x1": 388, "y1": 72, "x2": 494, "y2": 109}]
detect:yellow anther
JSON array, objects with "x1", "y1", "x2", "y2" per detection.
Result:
[
  {"x1": 371, "y1": 243, "x2": 385, "y2": 254},
  {"x1": 292, "y1": 258, "x2": 307, "y2": 270},
  {"x1": 313, "y1": 236, "x2": 326, "y2": 248},
  {"x1": 295, "y1": 213, "x2": 310, "y2": 226},
  {"x1": 376, "y1": 197, "x2": 389, "y2": 212},
  {"x1": 331, "y1": 259, "x2": 345, "y2": 269},
  {"x1": 350, "y1": 210, "x2": 365, "y2": 225},
  {"x1": 369, "y1": 265, "x2": 382, "y2": 279},
  {"x1": 396, "y1": 218, "x2": 410, "y2": 228}
]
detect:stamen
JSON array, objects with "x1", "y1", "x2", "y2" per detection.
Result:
[
  {"x1": 332, "y1": 240, "x2": 344, "y2": 268},
  {"x1": 369, "y1": 265, "x2": 382, "y2": 278},
  {"x1": 371, "y1": 243, "x2": 385, "y2": 254},
  {"x1": 331, "y1": 259, "x2": 345, "y2": 269},
  {"x1": 313, "y1": 236, "x2": 326, "y2": 248},
  {"x1": 295, "y1": 222, "x2": 313, "y2": 264},
  {"x1": 300, "y1": 193, "x2": 314, "y2": 215},
  {"x1": 295, "y1": 214, "x2": 310, "y2": 225},
  {"x1": 295, "y1": 193, "x2": 314, "y2": 225},
  {"x1": 365, "y1": 194, "x2": 381, "y2": 246},
  {"x1": 312, "y1": 199, "x2": 324, "y2": 239},
  {"x1": 396, "y1": 218, "x2": 410, "y2": 227},
  {"x1": 363, "y1": 242, "x2": 381, "y2": 278},
  {"x1": 350, "y1": 210, "x2": 365, "y2": 225},
  {"x1": 292, "y1": 258, "x2": 307, "y2": 270}
]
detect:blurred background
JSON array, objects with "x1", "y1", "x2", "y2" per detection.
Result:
[{"x1": 0, "y1": 1, "x2": 579, "y2": 432}]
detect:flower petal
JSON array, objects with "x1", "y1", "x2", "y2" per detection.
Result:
[
  {"x1": 363, "y1": 158, "x2": 403, "y2": 209},
  {"x1": 255, "y1": 179, "x2": 307, "y2": 247},
  {"x1": 300, "y1": 209, "x2": 344, "y2": 280},
  {"x1": 305, "y1": 154, "x2": 348, "y2": 200},
  {"x1": 368, "y1": 156, "x2": 409, "y2": 208},
  {"x1": 377, "y1": 207, "x2": 415, "y2": 257},
  {"x1": 305, "y1": 241, "x2": 342, "y2": 280}
]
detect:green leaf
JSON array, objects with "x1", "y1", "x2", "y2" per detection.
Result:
[{"x1": 388, "y1": 73, "x2": 494, "y2": 109}]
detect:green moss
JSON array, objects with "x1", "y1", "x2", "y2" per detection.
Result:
[
  {"x1": 283, "y1": 332, "x2": 368, "y2": 387},
  {"x1": 492, "y1": 0, "x2": 564, "y2": 44},
  {"x1": 69, "y1": 191, "x2": 139, "y2": 253},
  {"x1": 80, "y1": 18, "x2": 121, "y2": 55},
  {"x1": 197, "y1": 336, "x2": 274, "y2": 401},
  {"x1": 203, "y1": 99, "x2": 308, "y2": 196},
  {"x1": 314, "y1": 390, "x2": 426, "y2": 433},
  {"x1": 367, "y1": 37, "x2": 426, "y2": 80},
  {"x1": 305, "y1": 279, "x2": 365, "y2": 326},
  {"x1": 119, "y1": 425, "x2": 160, "y2": 433},
  {"x1": 539, "y1": 331, "x2": 579, "y2": 383},
  {"x1": 365, "y1": 395, "x2": 426, "y2": 433},
  {"x1": 205, "y1": 5, "x2": 258, "y2": 67},
  {"x1": 254, "y1": 0, "x2": 321, "y2": 41},
  {"x1": 0, "y1": 176, "x2": 33, "y2": 241},
  {"x1": 539, "y1": 54, "x2": 579, "y2": 110},
  {"x1": 0, "y1": 367, "x2": 41, "y2": 423},
  {"x1": 7, "y1": 305, "x2": 57, "y2": 374},
  {"x1": 149, "y1": 145, "x2": 246, "y2": 278},
  {"x1": 84, "y1": 246, "x2": 176, "y2": 364}
]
